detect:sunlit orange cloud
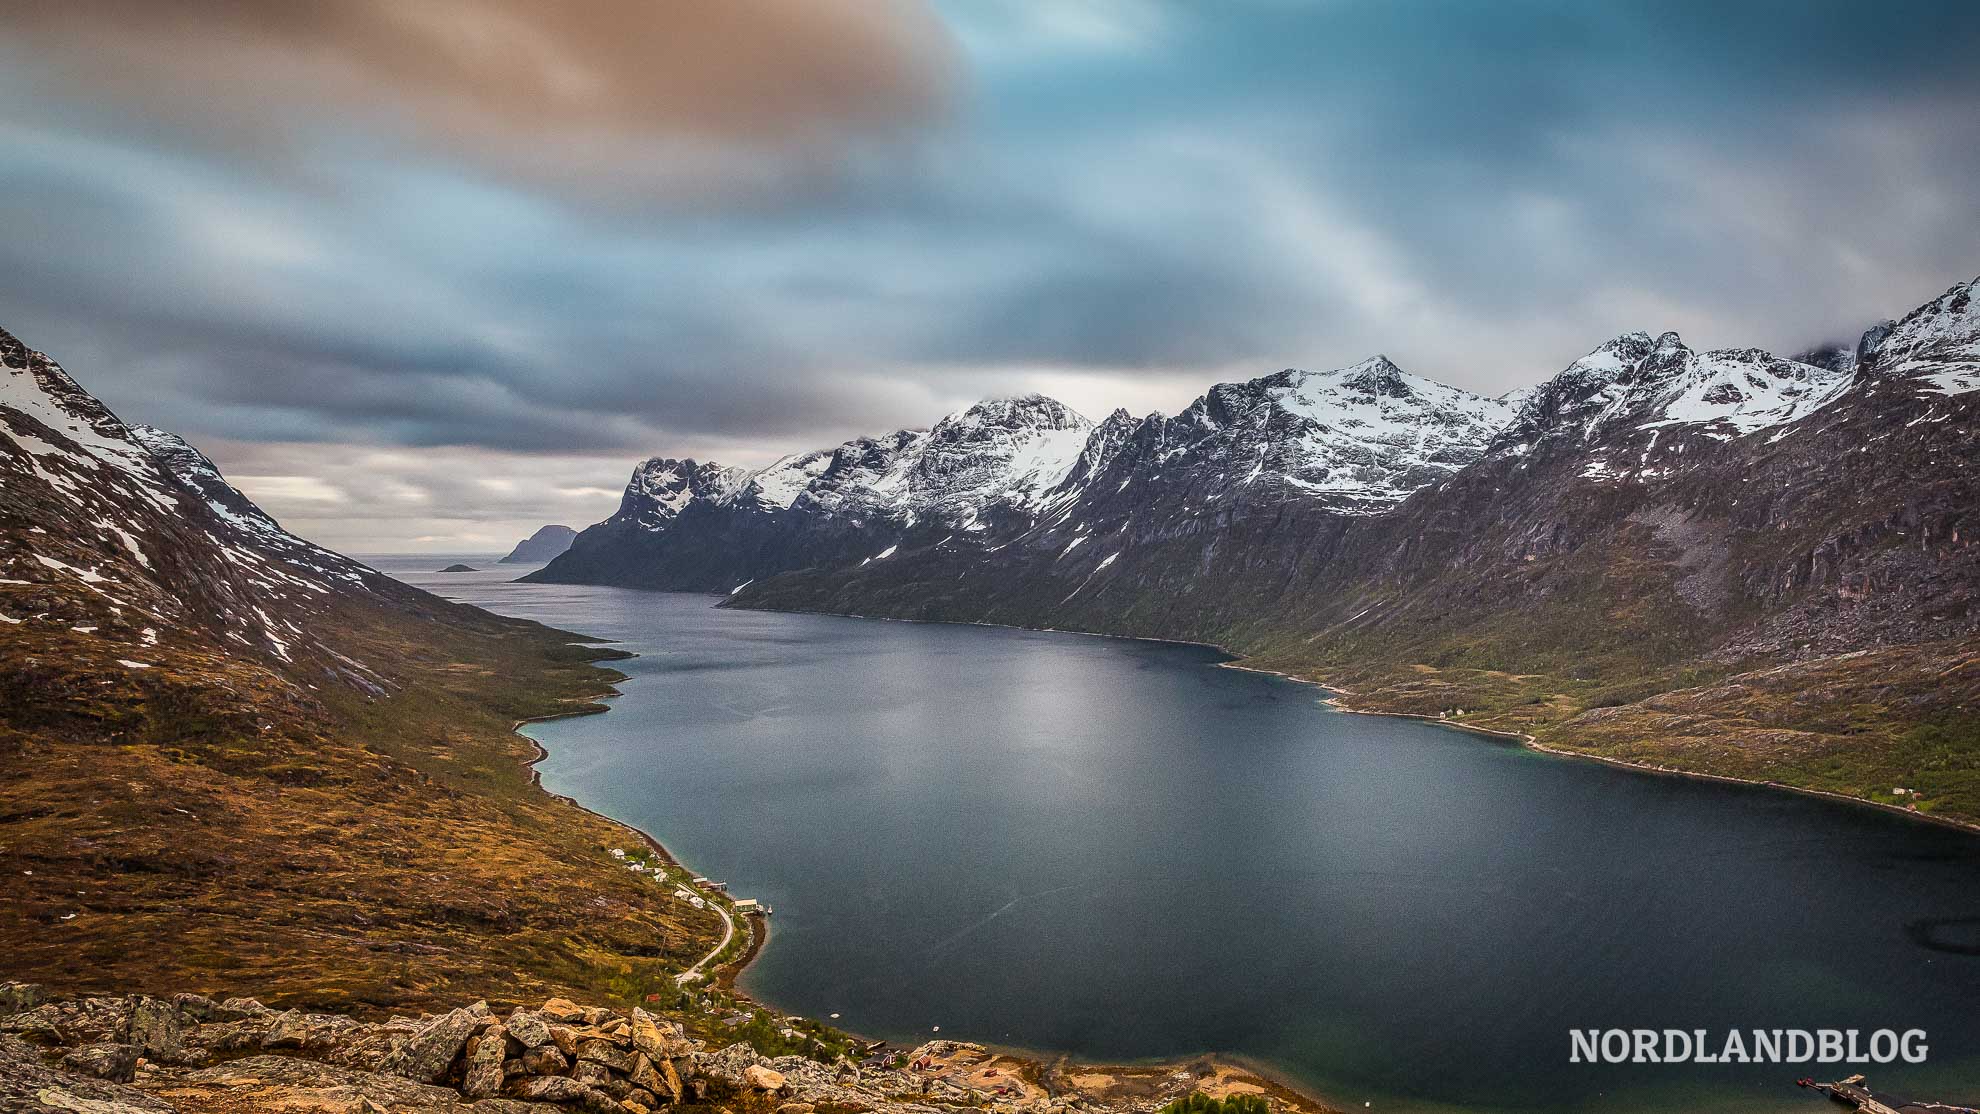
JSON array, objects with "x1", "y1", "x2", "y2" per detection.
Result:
[{"x1": 2, "y1": 0, "x2": 960, "y2": 199}]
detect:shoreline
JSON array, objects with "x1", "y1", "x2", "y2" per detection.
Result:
[
  {"x1": 503, "y1": 637, "x2": 1346, "y2": 1113},
  {"x1": 509, "y1": 674, "x2": 769, "y2": 989},
  {"x1": 1232, "y1": 665, "x2": 1980, "y2": 839},
  {"x1": 493, "y1": 592, "x2": 1972, "y2": 1114},
  {"x1": 740, "y1": 598, "x2": 1980, "y2": 838}
]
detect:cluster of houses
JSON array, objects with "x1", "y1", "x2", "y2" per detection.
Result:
[{"x1": 608, "y1": 847, "x2": 772, "y2": 915}]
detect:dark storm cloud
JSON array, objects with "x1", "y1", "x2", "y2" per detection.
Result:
[{"x1": 1, "y1": 0, "x2": 1977, "y2": 549}]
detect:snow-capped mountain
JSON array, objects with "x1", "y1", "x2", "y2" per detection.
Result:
[
  {"x1": 1047, "y1": 356, "x2": 1518, "y2": 524},
  {"x1": 729, "y1": 273, "x2": 1976, "y2": 685},
  {"x1": 1859, "y1": 276, "x2": 1980, "y2": 396},
  {"x1": 543, "y1": 272, "x2": 1978, "y2": 695},
  {"x1": 1, "y1": 324, "x2": 392, "y2": 673},
  {"x1": 1489, "y1": 331, "x2": 1857, "y2": 484},
  {"x1": 529, "y1": 394, "x2": 1098, "y2": 589},
  {"x1": 535, "y1": 358, "x2": 1525, "y2": 590}
]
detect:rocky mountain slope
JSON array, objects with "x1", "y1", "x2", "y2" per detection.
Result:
[
  {"x1": 2, "y1": 984, "x2": 1327, "y2": 1114},
  {"x1": 501, "y1": 524, "x2": 579, "y2": 564},
  {"x1": 529, "y1": 362, "x2": 1520, "y2": 592},
  {"x1": 556, "y1": 276, "x2": 1980, "y2": 824},
  {"x1": 0, "y1": 324, "x2": 728, "y2": 1013},
  {"x1": 528, "y1": 394, "x2": 1098, "y2": 591}
]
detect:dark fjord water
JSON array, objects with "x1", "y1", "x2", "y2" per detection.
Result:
[{"x1": 382, "y1": 558, "x2": 1980, "y2": 1114}]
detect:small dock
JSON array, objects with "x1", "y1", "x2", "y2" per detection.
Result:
[{"x1": 1800, "y1": 1075, "x2": 1979, "y2": 1114}]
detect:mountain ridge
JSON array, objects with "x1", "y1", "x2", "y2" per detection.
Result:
[
  {"x1": 543, "y1": 273, "x2": 1980, "y2": 823},
  {"x1": 1, "y1": 323, "x2": 731, "y2": 1014}
]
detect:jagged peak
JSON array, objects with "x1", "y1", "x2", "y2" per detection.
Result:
[
  {"x1": 1862, "y1": 274, "x2": 1979, "y2": 389},
  {"x1": 1338, "y1": 354, "x2": 1411, "y2": 394},
  {"x1": 941, "y1": 393, "x2": 1092, "y2": 433}
]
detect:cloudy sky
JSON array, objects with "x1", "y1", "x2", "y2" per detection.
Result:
[{"x1": 2, "y1": 1, "x2": 1977, "y2": 552}]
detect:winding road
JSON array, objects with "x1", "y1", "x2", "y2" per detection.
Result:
[{"x1": 675, "y1": 897, "x2": 736, "y2": 985}]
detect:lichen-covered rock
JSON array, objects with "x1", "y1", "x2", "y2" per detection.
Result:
[
  {"x1": 61, "y1": 1041, "x2": 139, "y2": 1083},
  {"x1": 507, "y1": 1008, "x2": 555, "y2": 1048},
  {"x1": 540, "y1": 998, "x2": 587, "y2": 1023},
  {"x1": 263, "y1": 1007, "x2": 311, "y2": 1048},
  {"x1": 508, "y1": 1073, "x2": 620, "y2": 1111},
  {"x1": 0, "y1": 982, "x2": 44, "y2": 1015},
  {"x1": 629, "y1": 1008, "x2": 694, "y2": 1061},
  {"x1": 379, "y1": 1006, "x2": 485, "y2": 1083},
  {"x1": 700, "y1": 1041, "x2": 762, "y2": 1084},
  {"x1": 463, "y1": 1023, "x2": 510, "y2": 1098},
  {"x1": 127, "y1": 996, "x2": 184, "y2": 1063},
  {"x1": 520, "y1": 1043, "x2": 571, "y2": 1076},
  {"x1": 0, "y1": 1003, "x2": 66, "y2": 1042},
  {"x1": 578, "y1": 1038, "x2": 635, "y2": 1073},
  {"x1": 0, "y1": 1033, "x2": 169, "y2": 1113},
  {"x1": 215, "y1": 996, "x2": 272, "y2": 1020}
]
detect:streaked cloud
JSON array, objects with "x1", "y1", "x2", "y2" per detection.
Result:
[
  {"x1": 1, "y1": 0, "x2": 1977, "y2": 550},
  {"x1": 0, "y1": 0, "x2": 957, "y2": 199}
]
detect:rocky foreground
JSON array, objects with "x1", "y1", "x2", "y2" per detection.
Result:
[{"x1": 0, "y1": 984, "x2": 1329, "y2": 1114}]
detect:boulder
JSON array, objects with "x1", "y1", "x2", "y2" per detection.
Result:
[
  {"x1": 215, "y1": 997, "x2": 272, "y2": 1020},
  {"x1": 263, "y1": 1008, "x2": 311, "y2": 1049},
  {"x1": 379, "y1": 1006, "x2": 483, "y2": 1083},
  {"x1": 520, "y1": 1044, "x2": 571, "y2": 1075},
  {"x1": 578, "y1": 1038, "x2": 635, "y2": 1073},
  {"x1": 0, "y1": 1033, "x2": 169, "y2": 1113},
  {"x1": 0, "y1": 1003, "x2": 65, "y2": 1042},
  {"x1": 61, "y1": 1042, "x2": 139, "y2": 1083},
  {"x1": 181, "y1": 1054, "x2": 505, "y2": 1112},
  {"x1": 127, "y1": 996, "x2": 183, "y2": 1062},
  {"x1": 629, "y1": 1053, "x2": 665, "y2": 1094},
  {"x1": 702, "y1": 1042, "x2": 762, "y2": 1083},
  {"x1": 549, "y1": 1025, "x2": 580, "y2": 1057},
  {"x1": 508, "y1": 1074, "x2": 592, "y2": 1102},
  {"x1": 507, "y1": 1009, "x2": 555, "y2": 1048},
  {"x1": 171, "y1": 993, "x2": 220, "y2": 1022},
  {"x1": 0, "y1": 982, "x2": 44, "y2": 1015},
  {"x1": 574, "y1": 1061, "x2": 616, "y2": 1086},
  {"x1": 509, "y1": 1074, "x2": 621, "y2": 1111},
  {"x1": 629, "y1": 1008, "x2": 693, "y2": 1061},
  {"x1": 744, "y1": 1064, "x2": 788, "y2": 1092},
  {"x1": 540, "y1": 998, "x2": 587, "y2": 1023},
  {"x1": 463, "y1": 1024, "x2": 509, "y2": 1098}
]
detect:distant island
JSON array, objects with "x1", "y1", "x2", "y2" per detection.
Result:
[
  {"x1": 499, "y1": 524, "x2": 578, "y2": 564},
  {"x1": 436, "y1": 563, "x2": 477, "y2": 573}
]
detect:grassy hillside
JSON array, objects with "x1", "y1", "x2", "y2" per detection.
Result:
[{"x1": 0, "y1": 593, "x2": 728, "y2": 1015}]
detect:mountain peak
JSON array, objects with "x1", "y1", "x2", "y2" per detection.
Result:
[
  {"x1": 1339, "y1": 355, "x2": 1410, "y2": 395},
  {"x1": 614, "y1": 457, "x2": 751, "y2": 528},
  {"x1": 946, "y1": 393, "x2": 1091, "y2": 434},
  {"x1": 1859, "y1": 274, "x2": 1980, "y2": 395}
]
